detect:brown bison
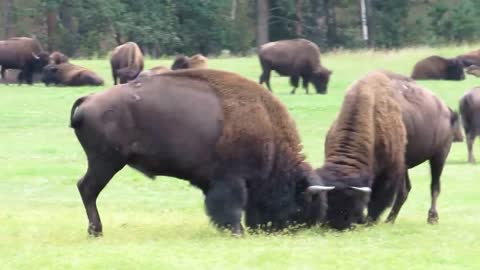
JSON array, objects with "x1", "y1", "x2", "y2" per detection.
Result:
[
  {"x1": 315, "y1": 71, "x2": 407, "y2": 230},
  {"x1": 0, "y1": 37, "x2": 50, "y2": 84},
  {"x1": 171, "y1": 54, "x2": 208, "y2": 70},
  {"x1": 136, "y1": 65, "x2": 170, "y2": 78},
  {"x1": 42, "y1": 63, "x2": 104, "y2": 86},
  {"x1": 70, "y1": 69, "x2": 331, "y2": 236},
  {"x1": 459, "y1": 87, "x2": 480, "y2": 163},
  {"x1": 110, "y1": 42, "x2": 144, "y2": 84},
  {"x1": 381, "y1": 71, "x2": 462, "y2": 225},
  {"x1": 50, "y1": 51, "x2": 69, "y2": 64},
  {"x1": 457, "y1": 49, "x2": 480, "y2": 67},
  {"x1": 465, "y1": 65, "x2": 480, "y2": 77},
  {"x1": 258, "y1": 38, "x2": 332, "y2": 94},
  {"x1": 411, "y1": 55, "x2": 465, "y2": 81}
]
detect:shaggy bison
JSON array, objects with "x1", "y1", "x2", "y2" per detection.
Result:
[
  {"x1": 460, "y1": 87, "x2": 480, "y2": 163},
  {"x1": 110, "y1": 42, "x2": 144, "y2": 84},
  {"x1": 411, "y1": 55, "x2": 465, "y2": 81},
  {"x1": 71, "y1": 69, "x2": 331, "y2": 236},
  {"x1": 316, "y1": 71, "x2": 407, "y2": 230},
  {"x1": 171, "y1": 54, "x2": 208, "y2": 70},
  {"x1": 258, "y1": 38, "x2": 332, "y2": 94},
  {"x1": 0, "y1": 37, "x2": 50, "y2": 84},
  {"x1": 42, "y1": 63, "x2": 104, "y2": 86},
  {"x1": 49, "y1": 51, "x2": 69, "y2": 64},
  {"x1": 381, "y1": 72, "x2": 462, "y2": 225},
  {"x1": 136, "y1": 65, "x2": 170, "y2": 78}
]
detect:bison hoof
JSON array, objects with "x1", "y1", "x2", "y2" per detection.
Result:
[
  {"x1": 427, "y1": 210, "x2": 439, "y2": 224},
  {"x1": 231, "y1": 224, "x2": 244, "y2": 237},
  {"x1": 88, "y1": 225, "x2": 103, "y2": 237}
]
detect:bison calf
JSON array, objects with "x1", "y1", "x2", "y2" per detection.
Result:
[
  {"x1": 110, "y1": 42, "x2": 144, "y2": 84},
  {"x1": 42, "y1": 63, "x2": 104, "y2": 86},
  {"x1": 258, "y1": 38, "x2": 332, "y2": 94},
  {"x1": 411, "y1": 55, "x2": 465, "y2": 81},
  {"x1": 71, "y1": 69, "x2": 331, "y2": 237}
]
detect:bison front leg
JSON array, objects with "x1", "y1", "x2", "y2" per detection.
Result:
[
  {"x1": 205, "y1": 175, "x2": 247, "y2": 236},
  {"x1": 77, "y1": 158, "x2": 124, "y2": 237},
  {"x1": 386, "y1": 171, "x2": 411, "y2": 223},
  {"x1": 290, "y1": 76, "x2": 300, "y2": 94},
  {"x1": 367, "y1": 172, "x2": 402, "y2": 223}
]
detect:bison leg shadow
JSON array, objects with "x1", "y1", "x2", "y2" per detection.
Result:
[
  {"x1": 205, "y1": 175, "x2": 247, "y2": 235},
  {"x1": 77, "y1": 156, "x2": 125, "y2": 237}
]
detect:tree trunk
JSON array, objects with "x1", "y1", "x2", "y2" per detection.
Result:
[
  {"x1": 359, "y1": 0, "x2": 369, "y2": 46},
  {"x1": 46, "y1": 8, "x2": 57, "y2": 51},
  {"x1": 324, "y1": 0, "x2": 337, "y2": 47},
  {"x1": 256, "y1": 0, "x2": 269, "y2": 48},
  {"x1": 295, "y1": 0, "x2": 303, "y2": 37},
  {"x1": 231, "y1": 0, "x2": 237, "y2": 20},
  {"x1": 366, "y1": 0, "x2": 374, "y2": 47},
  {"x1": 5, "y1": 0, "x2": 16, "y2": 38}
]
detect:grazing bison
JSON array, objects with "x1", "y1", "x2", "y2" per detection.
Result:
[
  {"x1": 315, "y1": 71, "x2": 407, "y2": 230},
  {"x1": 380, "y1": 71, "x2": 462, "y2": 225},
  {"x1": 0, "y1": 37, "x2": 50, "y2": 84},
  {"x1": 460, "y1": 87, "x2": 480, "y2": 163},
  {"x1": 258, "y1": 38, "x2": 332, "y2": 94},
  {"x1": 110, "y1": 42, "x2": 144, "y2": 84},
  {"x1": 171, "y1": 54, "x2": 208, "y2": 70},
  {"x1": 50, "y1": 51, "x2": 69, "y2": 64},
  {"x1": 136, "y1": 65, "x2": 170, "y2": 78},
  {"x1": 42, "y1": 63, "x2": 104, "y2": 86},
  {"x1": 71, "y1": 69, "x2": 331, "y2": 236},
  {"x1": 411, "y1": 55, "x2": 465, "y2": 81}
]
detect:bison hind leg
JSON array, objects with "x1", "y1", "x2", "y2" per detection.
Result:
[{"x1": 205, "y1": 175, "x2": 247, "y2": 236}]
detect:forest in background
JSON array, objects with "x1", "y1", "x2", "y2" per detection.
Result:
[{"x1": 1, "y1": 0, "x2": 479, "y2": 58}]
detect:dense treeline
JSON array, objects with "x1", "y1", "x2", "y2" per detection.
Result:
[{"x1": 0, "y1": 0, "x2": 479, "y2": 58}]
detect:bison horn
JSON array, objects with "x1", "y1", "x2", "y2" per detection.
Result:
[
  {"x1": 349, "y1": 186, "x2": 372, "y2": 193},
  {"x1": 32, "y1": 52, "x2": 40, "y2": 59},
  {"x1": 306, "y1": 186, "x2": 335, "y2": 193}
]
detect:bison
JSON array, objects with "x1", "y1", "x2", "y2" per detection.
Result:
[
  {"x1": 136, "y1": 65, "x2": 170, "y2": 78},
  {"x1": 70, "y1": 69, "x2": 331, "y2": 237},
  {"x1": 315, "y1": 71, "x2": 407, "y2": 230},
  {"x1": 380, "y1": 71, "x2": 463, "y2": 225},
  {"x1": 0, "y1": 37, "x2": 50, "y2": 84},
  {"x1": 459, "y1": 87, "x2": 480, "y2": 163},
  {"x1": 50, "y1": 51, "x2": 69, "y2": 64},
  {"x1": 171, "y1": 54, "x2": 208, "y2": 70},
  {"x1": 110, "y1": 42, "x2": 144, "y2": 84},
  {"x1": 42, "y1": 63, "x2": 104, "y2": 86},
  {"x1": 411, "y1": 55, "x2": 465, "y2": 81},
  {"x1": 258, "y1": 38, "x2": 332, "y2": 94}
]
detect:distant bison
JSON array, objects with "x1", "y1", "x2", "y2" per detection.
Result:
[
  {"x1": 258, "y1": 38, "x2": 332, "y2": 94},
  {"x1": 460, "y1": 87, "x2": 480, "y2": 163},
  {"x1": 0, "y1": 37, "x2": 50, "y2": 84},
  {"x1": 380, "y1": 71, "x2": 462, "y2": 225},
  {"x1": 316, "y1": 71, "x2": 407, "y2": 230},
  {"x1": 171, "y1": 54, "x2": 208, "y2": 70},
  {"x1": 110, "y1": 42, "x2": 144, "y2": 84},
  {"x1": 411, "y1": 55, "x2": 465, "y2": 81},
  {"x1": 42, "y1": 63, "x2": 104, "y2": 86},
  {"x1": 465, "y1": 65, "x2": 480, "y2": 77},
  {"x1": 70, "y1": 69, "x2": 331, "y2": 237},
  {"x1": 137, "y1": 65, "x2": 170, "y2": 78},
  {"x1": 50, "y1": 51, "x2": 69, "y2": 64},
  {"x1": 457, "y1": 49, "x2": 480, "y2": 67}
]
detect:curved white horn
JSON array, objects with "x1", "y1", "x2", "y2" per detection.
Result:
[
  {"x1": 349, "y1": 186, "x2": 372, "y2": 193},
  {"x1": 307, "y1": 186, "x2": 335, "y2": 193},
  {"x1": 32, "y1": 52, "x2": 40, "y2": 59}
]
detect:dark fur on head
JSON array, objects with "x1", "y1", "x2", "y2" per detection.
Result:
[
  {"x1": 171, "y1": 55, "x2": 190, "y2": 70},
  {"x1": 447, "y1": 58, "x2": 465, "y2": 80},
  {"x1": 311, "y1": 68, "x2": 332, "y2": 94},
  {"x1": 117, "y1": 67, "x2": 141, "y2": 83}
]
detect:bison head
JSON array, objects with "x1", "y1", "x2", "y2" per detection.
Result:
[
  {"x1": 446, "y1": 58, "x2": 465, "y2": 80},
  {"x1": 311, "y1": 68, "x2": 332, "y2": 94},
  {"x1": 41, "y1": 63, "x2": 60, "y2": 86},
  {"x1": 31, "y1": 51, "x2": 51, "y2": 73},
  {"x1": 117, "y1": 67, "x2": 141, "y2": 84},
  {"x1": 315, "y1": 169, "x2": 372, "y2": 230},
  {"x1": 245, "y1": 165, "x2": 332, "y2": 232},
  {"x1": 171, "y1": 55, "x2": 190, "y2": 70}
]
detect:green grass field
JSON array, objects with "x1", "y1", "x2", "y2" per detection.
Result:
[{"x1": 1, "y1": 45, "x2": 479, "y2": 270}]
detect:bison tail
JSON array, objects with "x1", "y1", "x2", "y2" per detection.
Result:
[{"x1": 70, "y1": 96, "x2": 88, "y2": 128}]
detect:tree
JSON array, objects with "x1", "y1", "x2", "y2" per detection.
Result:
[{"x1": 256, "y1": 0, "x2": 269, "y2": 48}]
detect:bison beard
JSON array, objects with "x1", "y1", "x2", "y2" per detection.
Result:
[{"x1": 71, "y1": 69, "x2": 330, "y2": 236}]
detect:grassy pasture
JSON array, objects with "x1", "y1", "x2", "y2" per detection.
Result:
[{"x1": 1, "y1": 45, "x2": 480, "y2": 270}]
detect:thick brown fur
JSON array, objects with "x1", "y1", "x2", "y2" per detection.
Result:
[
  {"x1": 171, "y1": 54, "x2": 208, "y2": 70},
  {"x1": 110, "y1": 42, "x2": 144, "y2": 84},
  {"x1": 318, "y1": 71, "x2": 407, "y2": 230},
  {"x1": 136, "y1": 65, "x2": 170, "y2": 78},
  {"x1": 411, "y1": 55, "x2": 465, "y2": 80},
  {"x1": 50, "y1": 51, "x2": 69, "y2": 64},
  {"x1": 42, "y1": 63, "x2": 104, "y2": 86}
]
